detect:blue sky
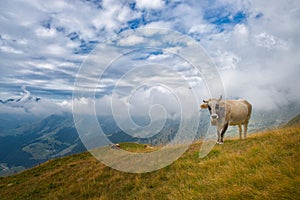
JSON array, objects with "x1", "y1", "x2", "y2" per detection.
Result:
[{"x1": 0, "y1": 0, "x2": 300, "y2": 116}]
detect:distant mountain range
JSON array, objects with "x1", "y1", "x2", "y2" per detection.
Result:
[
  {"x1": 0, "y1": 97, "x2": 41, "y2": 104},
  {"x1": 0, "y1": 112, "x2": 210, "y2": 176},
  {"x1": 0, "y1": 86, "x2": 41, "y2": 105}
]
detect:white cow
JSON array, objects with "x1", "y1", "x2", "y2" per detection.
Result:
[{"x1": 200, "y1": 96, "x2": 252, "y2": 144}]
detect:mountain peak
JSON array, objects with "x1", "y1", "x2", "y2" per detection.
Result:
[{"x1": 0, "y1": 86, "x2": 41, "y2": 105}]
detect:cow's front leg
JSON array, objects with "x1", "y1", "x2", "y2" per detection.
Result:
[
  {"x1": 216, "y1": 125, "x2": 224, "y2": 144},
  {"x1": 216, "y1": 129, "x2": 221, "y2": 144},
  {"x1": 219, "y1": 123, "x2": 229, "y2": 144}
]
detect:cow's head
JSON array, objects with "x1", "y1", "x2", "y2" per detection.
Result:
[{"x1": 200, "y1": 95, "x2": 223, "y2": 121}]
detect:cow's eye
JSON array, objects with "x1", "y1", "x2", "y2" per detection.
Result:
[{"x1": 215, "y1": 104, "x2": 219, "y2": 109}]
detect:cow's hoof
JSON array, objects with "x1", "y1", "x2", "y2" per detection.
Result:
[{"x1": 217, "y1": 142, "x2": 224, "y2": 145}]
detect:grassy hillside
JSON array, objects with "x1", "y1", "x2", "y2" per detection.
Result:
[
  {"x1": 0, "y1": 126, "x2": 299, "y2": 200},
  {"x1": 284, "y1": 114, "x2": 300, "y2": 127}
]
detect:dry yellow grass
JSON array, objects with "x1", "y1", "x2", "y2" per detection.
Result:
[{"x1": 0, "y1": 126, "x2": 299, "y2": 199}]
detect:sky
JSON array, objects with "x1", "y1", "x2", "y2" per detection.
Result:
[{"x1": 0, "y1": 0, "x2": 300, "y2": 118}]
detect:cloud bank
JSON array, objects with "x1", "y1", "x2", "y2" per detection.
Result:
[{"x1": 0, "y1": 0, "x2": 299, "y2": 117}]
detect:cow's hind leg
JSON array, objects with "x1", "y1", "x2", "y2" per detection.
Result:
[
  {"x1": 238, "y1": 125, "x2": 242, "y2": 139},
  {"x1": 243, "y1": 122, "x2": 248, "y2": 139}
]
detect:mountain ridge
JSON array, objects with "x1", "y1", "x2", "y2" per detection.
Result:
[{"x1": 284, "y1": 114, "x2": 300, "y2": 127}]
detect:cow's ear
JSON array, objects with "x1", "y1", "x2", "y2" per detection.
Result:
[{"x1": 200, "y1": 104, "x2": 208, "y2": 109}]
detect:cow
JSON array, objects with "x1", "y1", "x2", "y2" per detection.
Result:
[{"x1": 200, "y1": 96, "x2": 252, "y2": 144}]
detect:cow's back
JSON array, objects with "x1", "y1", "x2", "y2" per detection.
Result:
[{"x1": 225, "y1": 99, "x2": 252, "y2": 125}]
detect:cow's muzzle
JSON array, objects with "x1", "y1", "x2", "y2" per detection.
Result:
[{"x1": 210, "y1": 114, "x2": 218, "y2": 119}]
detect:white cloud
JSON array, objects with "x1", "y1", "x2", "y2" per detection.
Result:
[
  {"x1": 148, "y1": 54, "x2": 170, "y2": 61},
  {"x1": 118, "y1": 35, "x2": 145, "y2": 46},
  {"x1": 189, "y1": 24, "x2": 216, "y2": 35},
  {"x1": 0, "y1": 0, "x2": 299, "y2": 118},
  {"x1": 233, "y1": 23, "x2": 249, "y2": 44},
  {"x1": 35, "y1": 27, "x2": 57, "y2": 37},
  {"x1": 142, "y1": 21, "x2": 173, "y2": 30},
  {"x1": 70, "y1": 83, "x2": 200, "y2": 122},
  {"x1": 253, "y1": 32, "x2": 288, "y2": 50},
  {"x1": 0, "y1": 46, "x2": 24, "y2": 54},
  {"x1": 214, "y1": 50, "x2": 240, "y2": 70},
  {"x1": 135, "y1": 0, "x2": 165, "y2": 9}
]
